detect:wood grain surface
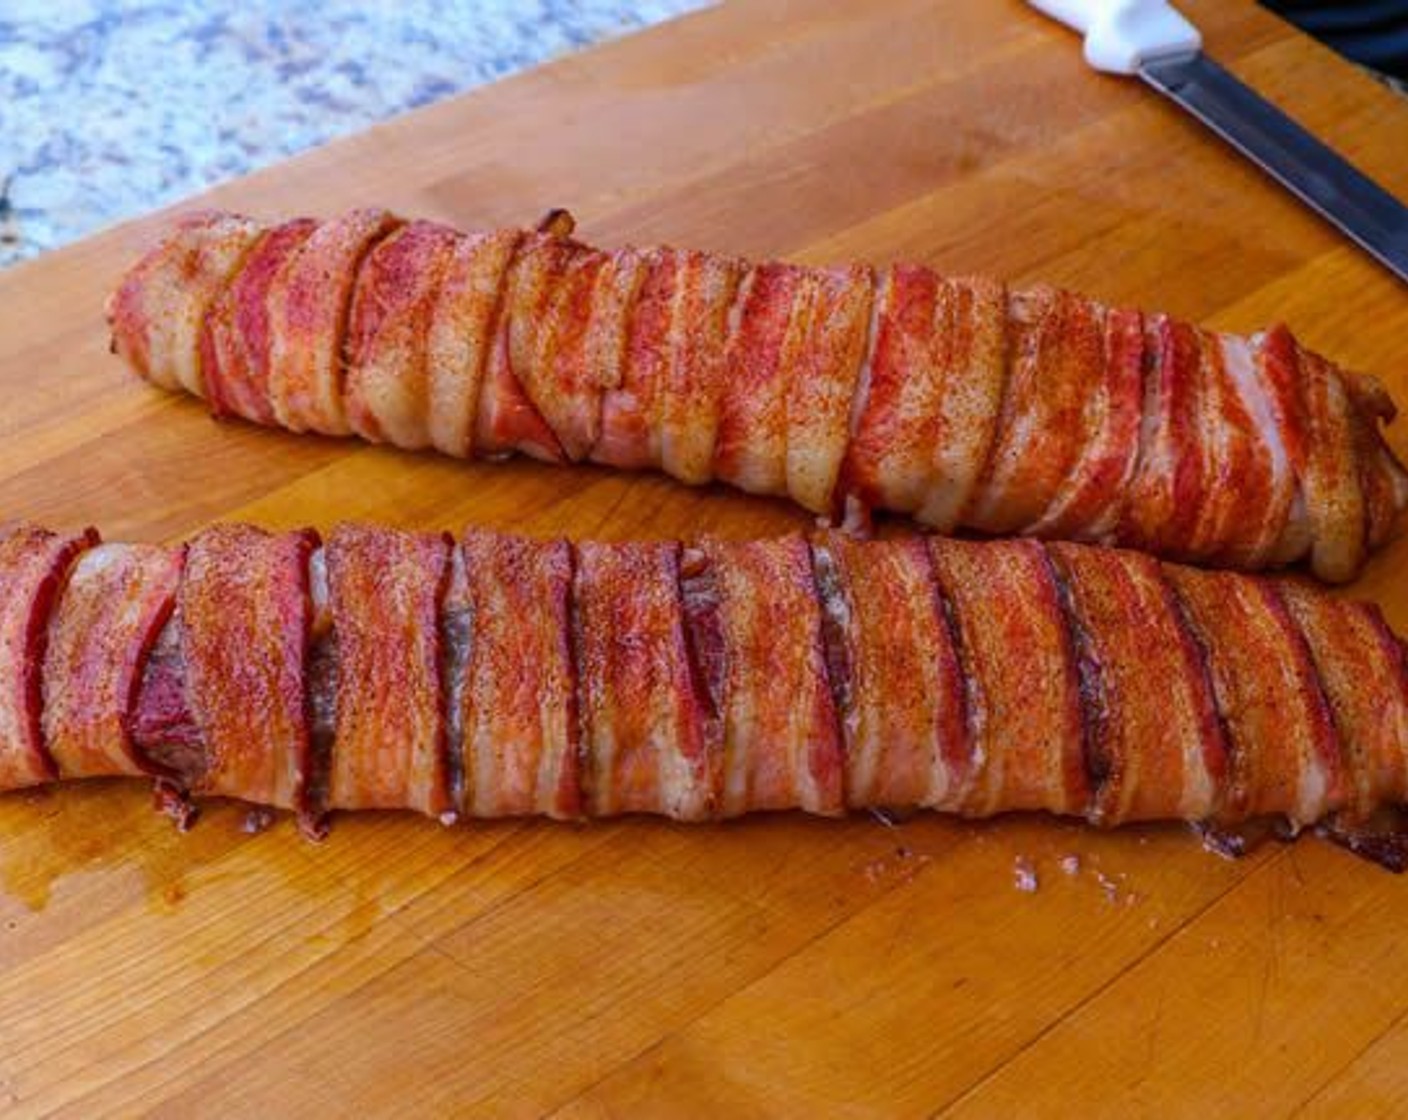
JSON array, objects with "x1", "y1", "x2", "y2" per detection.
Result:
[{"x1": 2, "y1": 1, "x2": 1407, "y2": 1115}]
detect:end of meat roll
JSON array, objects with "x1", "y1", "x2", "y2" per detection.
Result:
[{"x1": 107, "y1": 211, "x2": 264, "y2": 397}]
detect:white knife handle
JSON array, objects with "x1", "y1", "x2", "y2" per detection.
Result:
[{"x1": 1026, "y1": 0, "x2": 1202, "y2": 75}]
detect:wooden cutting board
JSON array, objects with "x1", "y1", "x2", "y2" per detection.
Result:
[{"x1": 2, "y1": 1, "x2": 1406, "y2": 1114}]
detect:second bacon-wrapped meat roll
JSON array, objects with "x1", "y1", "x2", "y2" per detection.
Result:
[
  {"x1": 3, "y1": 519, "x2": 1407, "y2": 866},
  {"x1": 108, "y1": 210, "x2": 1408, "y2": 583}
]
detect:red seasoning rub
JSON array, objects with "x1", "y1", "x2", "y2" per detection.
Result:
[
  {"x1": 1045, "y1": 542, "x2": 1225, "y2": 824},
  {"x1": 1165, "y1": 565, "x2": 1343, "y2": 827},
  {"x1": 1280, "y1": 584, "x2": 1408, "y2": 823},
  {"x1": 343, "y1": 220, "x2": 461, "y2": 448},
  {"x1": 713, "y1": 261, "x2": 813, "y2": 496},
  {"x1": 107, "y1": 210, "x2": 263, "y2": 396},
  {"x1": 110, "y1": 209, "x2": 1408, "y2": 582},
  {"x1": 476, "y1": 231, "x2": 573, "y2": 462}
]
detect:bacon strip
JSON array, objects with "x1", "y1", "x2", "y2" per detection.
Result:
[
  {"x1": 179, "y1": 525, "x2": 317, "y2": 810},
  {"x1": 507, "y1": 240, "x2": 611, "y2": 461},
  {"x1": 785, "y1": 265, "x2": 874, "y2": 516},
  {"x1": 691, "y1": 535, "x2": 843, "y2": 816},
  {"x1": 1280, "y1": 585, "x2": 1408, "y2": 824},
  {"x1": 594, "y1": 249, "x2": 684, "y2": 474},
  {"x1": 43, "y1": 543, "x2": 182, "y2": 780},
  {"x1": 453, "y1": 530, "x2": 581, "y2": 819},
  {"x1": 1046, "y1": 543, "x2": 1224, "y2": 824},
  {"x1": 202, "y1": 218, "x2": 319, "y2": 425},
  {"x1": 840, "y1": 268, "x2": 1008, "y2": 530},
  {"x1": 813, "y1": 533, "x2": 969, "y2": 812},
  {"x1": 107, "y1": 211, "x2": 263, "y2": 396},
  {"x1": 1165, "y1": 566, "x2": 1342, "y2": 826},
  {"x1": 0, "y1": 526, "x2": 96, "y2": 790},
  {"x1": 929, "y1": 538, "x2": 1089, "y2": 817},
  {"x1": 967, "y1": 288, "x2": 1107, "y2": 535},
  {"x1": 266, "y1": 209, "x2": 402, "y2": 435},
  {"x1": 344, "y1": 220, "x2": 460, "y2": 448},
  {"x1": 111, "y1": 210, "x2": 1408, "y2": 582},
  {"x1": 713, "y1": 262, "x2": 809, "y2": 494},
  {"x1": 1029, "y1": 306, "x2": 1144, "y2": 541},
  {"x1": 426, "y1": 230, "x2": 523, "y2": 459},
  {"x1": 574, "y1": 540, "x2": 715, "y2": 820},
  {"x1": 325, "y1": 524, "x2": 452, "y2": 817},
  {"x1": 477, "y1": 232, "x2": 574, "y2": 462}
]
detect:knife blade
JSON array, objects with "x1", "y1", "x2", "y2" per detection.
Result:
[{"x1": 1027, "y1": 0, "x2": 1408, "y2": 284}]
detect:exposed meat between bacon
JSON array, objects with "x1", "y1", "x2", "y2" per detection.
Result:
[
  {"x1": 4, "y1": 520, "x2": 1407, "y2": 868},
  {"x1": 111, "y1": 209, "x2": 1408, "y2": 581}
]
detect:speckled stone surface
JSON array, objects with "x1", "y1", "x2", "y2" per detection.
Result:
[{"x1": 0, "y1": 0, "x2": 706, "y2": 268}]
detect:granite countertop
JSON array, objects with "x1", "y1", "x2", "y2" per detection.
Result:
[{"x1": 0, "y1": 0, "x2": 705, "y2": 269}]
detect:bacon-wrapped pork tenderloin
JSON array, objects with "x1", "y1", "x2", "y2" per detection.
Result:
[
  {"x1": 108, "y1": 210, "x2": 1408, "y2": 582},
  {"x1": 3, "y1": 520, "x2": 1407, "y2": 866}
]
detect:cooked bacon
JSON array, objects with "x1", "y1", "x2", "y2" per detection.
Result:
[
  {"x1": 452, "y1": 530, "x2": 580, "y2": 819},
  {"x1": 4, "y1": 520, "x2": 1408, "y2": 866},
  {"x1": 344, "y1": 220, "x2": 460, "y2": 448},
  {"x1": 266, "y1": 208, "x2": 402, "y2": 435},
  {"x1": 689, "y1": 535, "x2": 843, "y2": 816},
  {"x1": 812, "y1": 533, "x2": 968, "y2": 812},
  {"x1": 43, "y1": 543, "x2": 182, "y2": 780},
  {"x1": 111, "y1": 210, "x2": 1408, "y2": 582},
  {"x1": 0, "y1": 526, "x2": 96, "y2": 789},
  {"x1": 324, "y1": 524, "x2": 452, "y2": 817},
  {"x1": 179, "y1": 525, "x2": 318, "y2": 810},
  {"x1": 574, "y1": 540, "x2": 715, "y2": 820},
  {"x1": 202, "y1": 218, "x2": 319, "y2": 425}
]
